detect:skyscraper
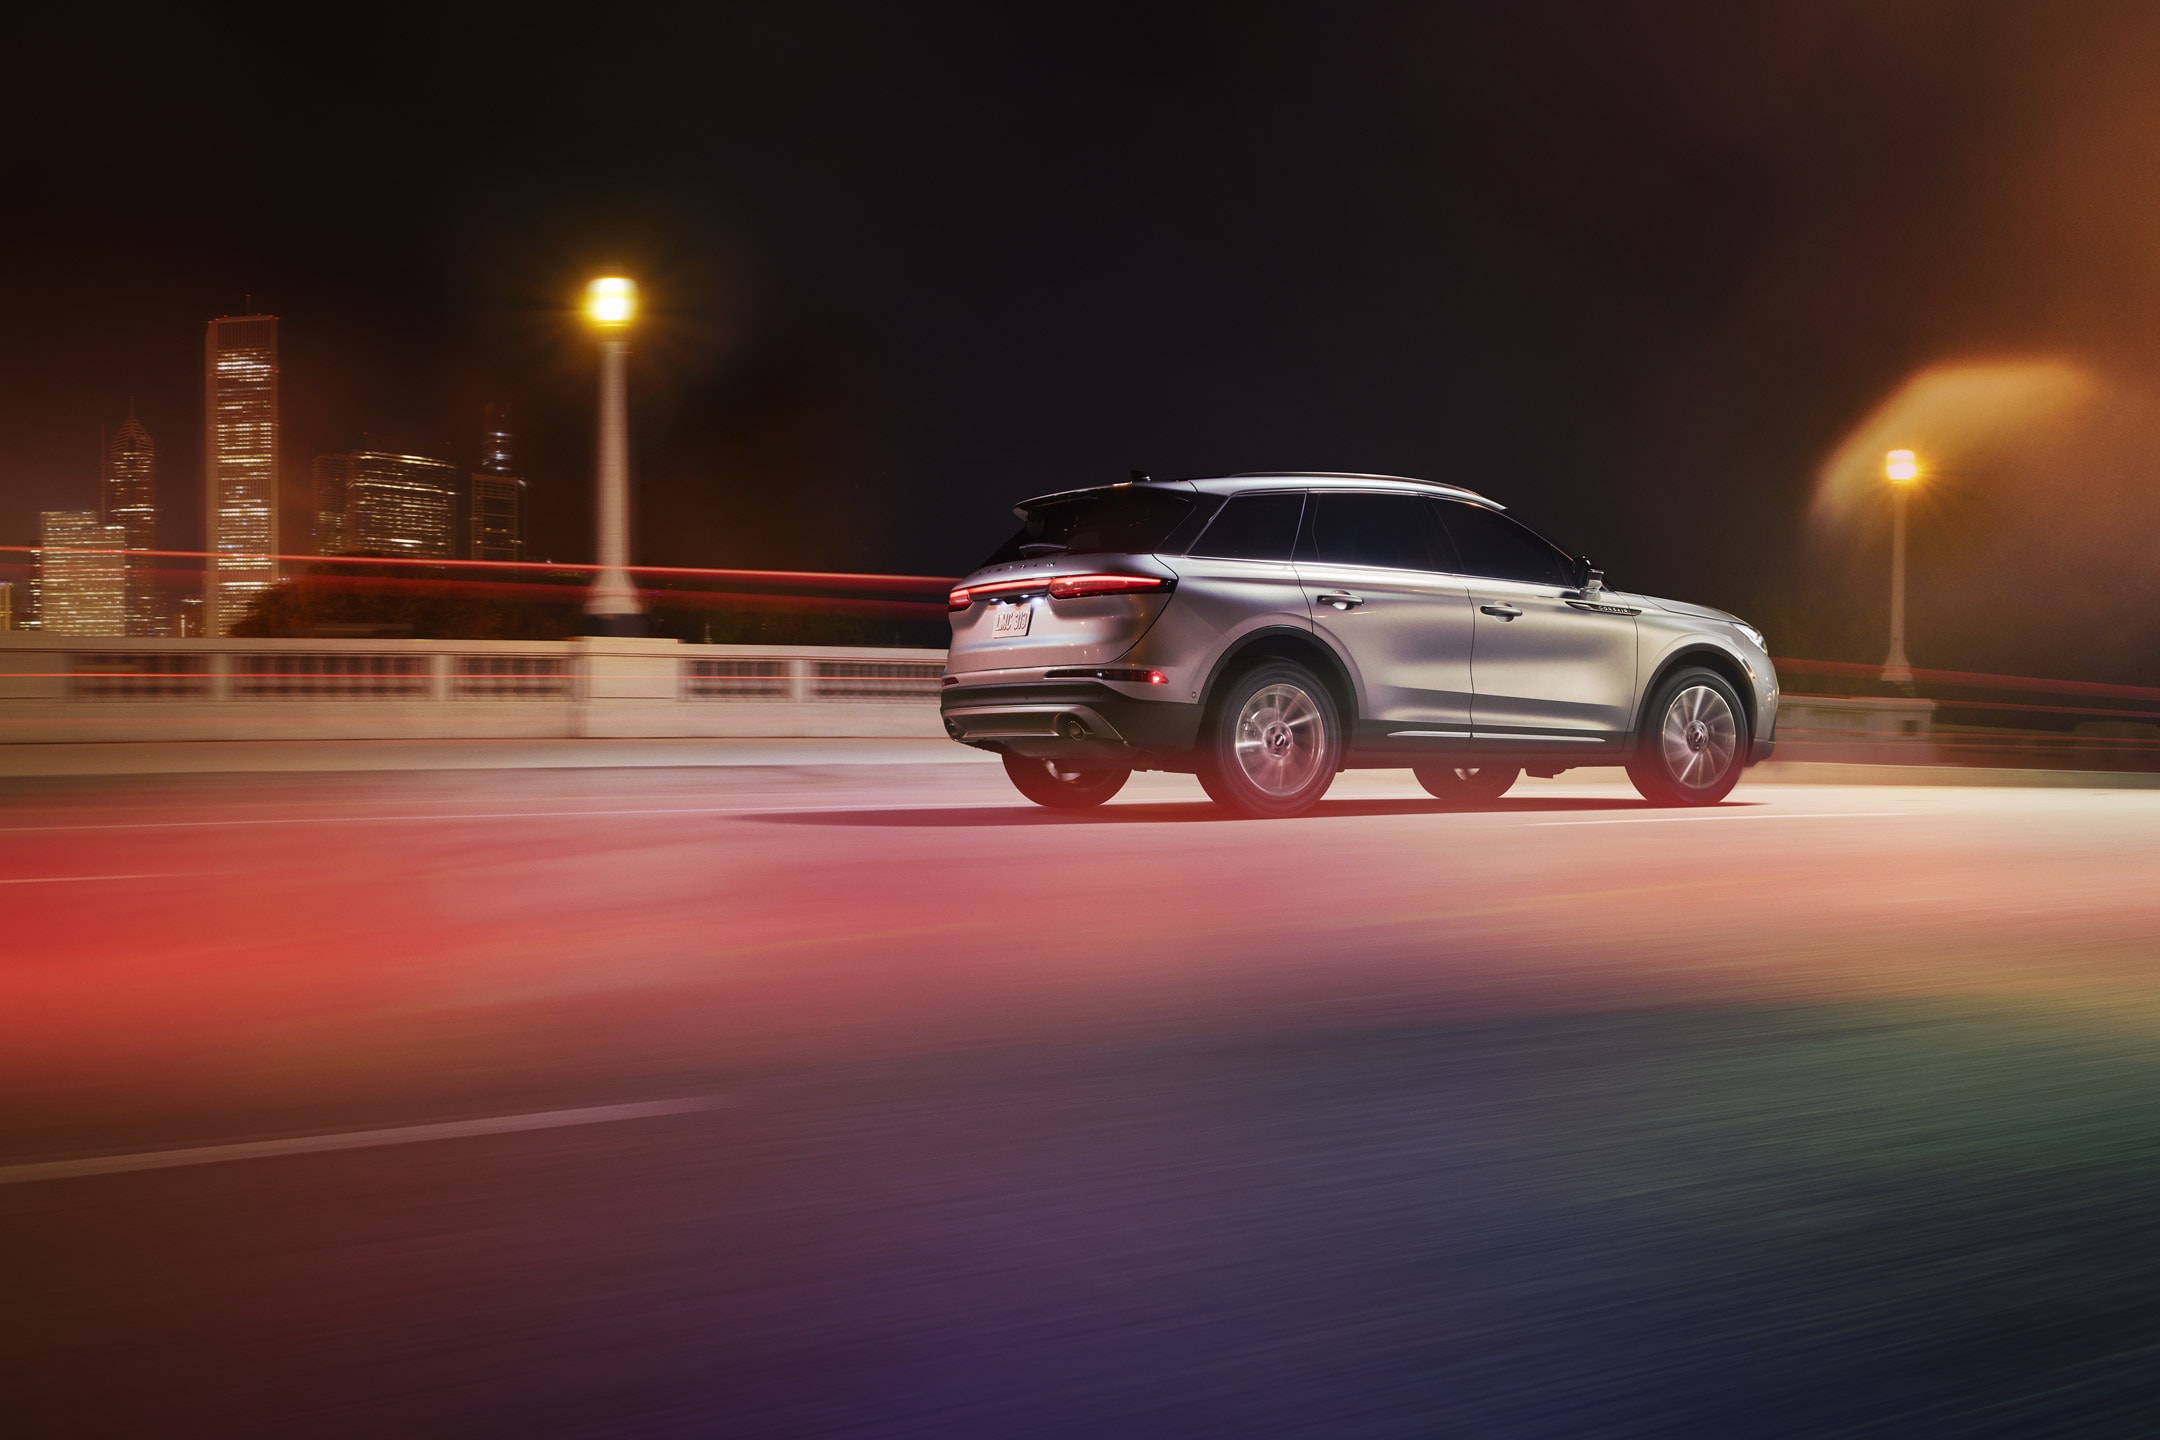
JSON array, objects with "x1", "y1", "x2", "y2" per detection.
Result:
[
  {"x1": 204, "y1": 313, "x2": 279, "y2": 635},
  {"x1": 103, "y1": 407, "x2": 160, "y2": 635},
  {"x1": 480, "y1": 402, "x2": 515, "y2": 475},
  {"x1": 469, "y1": 403, "x2": 525, "y2": 562},
  {"x1": 313, "y1": 452, "x2": 354, "y2": 555},
  {"x1": 316, "y1": 450, "x2": 459, "y2": 557},
  {"x1": 38, "y1": 511, "x2": 127, "y2": 636}
]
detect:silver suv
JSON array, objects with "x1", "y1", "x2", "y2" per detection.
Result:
[{"x1": 941, "y1": 473, "x2": 1777, "y2": 817}]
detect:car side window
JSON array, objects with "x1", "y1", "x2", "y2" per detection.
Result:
[
  {"x1": 1296, "y1": 492, "x2": 1446, "y2": 571},
  {"x1": 1189, "y1": 492, "x2": 1306, "y2": 561},
  {"x1": 1431, "y1": 499, "x2": 1576, "y2": 586}
]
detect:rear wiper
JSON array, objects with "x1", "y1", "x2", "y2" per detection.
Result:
[{"x1": 1018, "y1": 543, "x2": 1068, "y2": 557}]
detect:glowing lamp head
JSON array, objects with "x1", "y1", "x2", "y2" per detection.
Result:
[
  {"x1": 584, "y1": 276, "x2": 638, "y2": 330},
  {"x1": 1885, "y1": 448, "x2": 1919, "y2": 484}
]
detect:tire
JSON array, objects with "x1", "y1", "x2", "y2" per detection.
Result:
[
  {"x1": 1414, "y1": 764, "x2": 1520, "y2": 805},
  {"x1": 1627, "y1": 667, "x2": 1749, "y2": 806},
  {"x1": 1195, "y1": 661, "x2": 1343, "y2": 818},
  {"x1": 1002, "y1": 752, "x2": 1131, "y2": 809}
]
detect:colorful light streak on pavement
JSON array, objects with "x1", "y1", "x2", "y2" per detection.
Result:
[{"x1": 6, "y1": 761, "x2": 2160, "y2": 1435}]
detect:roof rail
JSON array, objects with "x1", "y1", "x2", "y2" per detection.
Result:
[
  {"x1": 1011, "y1": 471, "x2": 1496, "y2": 515},
  {"x1": 1207, "y1": 471, "x2": 1492, "y2": 502}
]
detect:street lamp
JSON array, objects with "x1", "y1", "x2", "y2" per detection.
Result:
[
  {"x1": 583, "y1": 275, "x2": 642, "y2": 634},
  {"x1": 1881, "y1": 448, "x2": 1919, "y2": 685}
]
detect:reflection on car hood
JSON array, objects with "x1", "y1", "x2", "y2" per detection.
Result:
[{"x1": 1641, "y1": 594, "x2": 1743, "y2": 624}]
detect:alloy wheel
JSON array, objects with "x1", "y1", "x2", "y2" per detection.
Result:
[
  {"x1": 1659, "y1": 683, "x2": 1738, "y2": 790},
  {"x1": 1233, "y1": 682, "x2": 1327, "y2": 798}
]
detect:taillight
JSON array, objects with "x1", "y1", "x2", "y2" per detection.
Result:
[
  {"x1": 947, "y1": 587, "x2": 973, "y2": 610},
  {"x1": 1046, "y1": 573, "x2": 1171, "y2": 600}
]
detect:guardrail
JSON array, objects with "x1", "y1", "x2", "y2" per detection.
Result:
[
  {"x1": 1774, "y1": 658, "x2": 2160, "y2": 771},
  {"x1": 8, "y1": 634, "x2": 2155, "y2": 766},
  {"x1": 0, "y1": 636, "x2": 948, "y2": 742}
]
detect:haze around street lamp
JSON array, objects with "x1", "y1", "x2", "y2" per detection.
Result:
[{"x1": 585, "y1": 275, "x2": 638, "y2": 329}]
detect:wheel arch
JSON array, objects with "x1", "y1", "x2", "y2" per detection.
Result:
[
  {"x1": 1638, "y1": 644, "x2": 1757, "y2": 741},
  {"x1": 1200, "y1": 626, "x2": 1357, "y2": 730}
]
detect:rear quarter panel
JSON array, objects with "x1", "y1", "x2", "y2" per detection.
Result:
[{"x1": 1138, "y1": 555, "x2": 1322, "y2": 706}]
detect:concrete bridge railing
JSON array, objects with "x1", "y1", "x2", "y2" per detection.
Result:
[{"x1": 0, "y1": 636, "x2": 949, "y2": 743}]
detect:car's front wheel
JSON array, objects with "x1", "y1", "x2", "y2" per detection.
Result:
[
  {"x1": 1196, "y1": 661, "x2": 1343, "y2": 817},
  {"x1": 1414, "y1": 764, "x2": 1520, "y2": 805},
  {"x1": 1002, "y1": 753, "x2": 1131, "y2": 809},
  {"x1": 1626, "y1": 667, "x2": 1748, "y2": 806}
]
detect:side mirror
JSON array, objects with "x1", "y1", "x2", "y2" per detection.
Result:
[{"x1": 1573, "y1": 557, "x2": 1605, "y2": 592}]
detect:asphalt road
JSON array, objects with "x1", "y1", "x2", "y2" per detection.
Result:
[{"x1": 8, "y1": 757, "x2": 2160, "y2": 1437}]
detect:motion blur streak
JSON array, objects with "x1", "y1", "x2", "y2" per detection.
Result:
[
  {"x1": 0, "y1": 547, "x2": 957, "y2": 623},
  {"x1": 1779, "y1": 655, "x2": 2160, "y2": 703},
  {"x1": 1775, "y1": 657, "x2": 2160, "y2": 769},
  {"x1": 0, "y1": 1097, "x2": 724, "y2": 1186},
  {"x1": 0, "y1": 544, "x2": 956, "y2": 590},
  {"x1": 9, "y1": 757, "x2": 2160, "y2": 1433}
]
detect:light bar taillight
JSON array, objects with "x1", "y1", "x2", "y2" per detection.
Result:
[
  {"x1": 1045, "y1": 573, "x2": 1170, "y2": 600},
  {"x1": 950, "y1": 572, "x2": 1171, "y2": 609}
]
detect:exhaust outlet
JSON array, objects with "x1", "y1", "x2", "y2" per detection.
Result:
[{"x1": 1056, "y1": 714, "x2": 1088, "y2": 741}]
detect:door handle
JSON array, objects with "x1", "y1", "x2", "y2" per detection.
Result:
[
  {"x1": 1480, "y1": 603, "x2": 1523, "y2": 620},
  {"x1": 1316, "y1": 593, "x2": 1364, "y2": 611}
]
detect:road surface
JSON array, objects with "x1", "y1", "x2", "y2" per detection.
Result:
[{"x1": 7, "y1": 755, "x2": 2160, "y2": 1437}]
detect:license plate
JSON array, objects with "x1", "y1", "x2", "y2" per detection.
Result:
[{"x1": 990, "y1": 605, "x2": 1033, "y2": 637}]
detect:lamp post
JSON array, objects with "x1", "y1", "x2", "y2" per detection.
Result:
[
  {"x1": 583, "y1": 275, "x2": 643, "y2": 634},
  {"x1": 1881, "y1": 447, "x2": 1919, "y2": 685}
]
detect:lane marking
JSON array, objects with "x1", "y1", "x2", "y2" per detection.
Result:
[
  {"x1": 1529, "y1": 811, "x2": 1909, "y2": 827},
  {"x1": 0, "y1": 806, "x2": 796, "y2": 834},
  {"x1": 0, "y1": 872, "x2": 192, "y2": 885},
  {"x1": 0, "y1": 802, "x2": 1025, "y2": 835},
  {"x1": 0, "y1": 1096, "x2": 727, "y2": 1187}
]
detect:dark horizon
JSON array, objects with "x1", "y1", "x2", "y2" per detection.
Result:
[{"x1": 13, "y1": 3, "x2": 2160, "y2": 679}]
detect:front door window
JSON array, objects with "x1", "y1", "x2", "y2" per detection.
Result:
[{"x1": 1431, "y1": 498, "x2": 1636, "y2": 739}]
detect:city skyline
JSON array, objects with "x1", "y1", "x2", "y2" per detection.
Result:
[
  {"x1": 0, "y1": 304, "x2": 531, "y2": 631},
  {"x1": 0, "y1": 299, "x2": 573, "y2": 583}
]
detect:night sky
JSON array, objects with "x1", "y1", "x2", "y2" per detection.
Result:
[{"x1": 11, "y1": 3, "x2": 2160, "y2": 677}]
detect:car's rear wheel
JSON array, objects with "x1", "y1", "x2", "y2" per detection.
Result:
[
  {"x1": 1626, "y1": 667, "x2": 1748, "y2": 806},
  {"x1": 1196, "y1": 661, "x2": 1342, "y2": 818},
  {"x1": 1002, "y1": 752, "x2": 1131, "y2": 809},
  {"x1": 1414, "y1": 764, "x2": 1520, "y2": 805}
]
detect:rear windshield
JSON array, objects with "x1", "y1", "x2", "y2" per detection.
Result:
[{"x1": 981, "y1": 486, "x2": 1201, "y2": 566}]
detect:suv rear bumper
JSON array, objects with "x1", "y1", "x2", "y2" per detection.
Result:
[{"x1": 941, "y1": 680, "x2": 1202, "y2": 764}]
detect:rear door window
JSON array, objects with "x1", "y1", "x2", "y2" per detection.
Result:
[
  {"x1": 1431, "y1": 499, "x2": 1576, "y2": 586},
  {"x1": 982, "y1": 487, "x2": 1200, "y2": 566},
  {"x1": 1189, "y1": 492, "x2": 1306, "y2": 561},
  {"x1": 1297, "y1": 492, "x2": 1446, "y2": 571}
]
